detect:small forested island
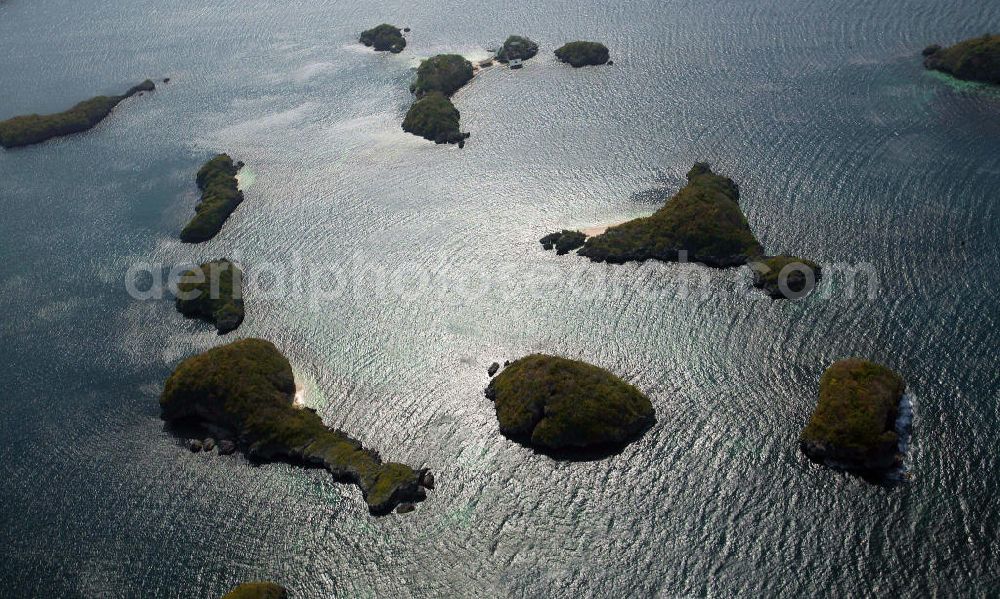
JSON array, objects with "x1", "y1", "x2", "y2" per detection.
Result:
[
  {"x1": 359, "y1": 24, "x2": 406, "y2": 54},
  {"x1": 750, "y1": 255, "x2": 822, "y2": 299},
  {"x1": 160, "y1": 338, "x2": 431, "y2": 514},
  {"x1": 539, "y1": 230, "x2": 586, "y2": 255},
  {"x1": 496, "y1": 35, "x2": 540, "y2": 63},
  {"x1": 485, "y1": 354, "x2": 655, "y2": 453},
  {"x1": 554, "y1": 41, "x2": 610, "y2": 67},
  {"x1": 402, "y1": 91, "x2": 469, "y2": 144},
  {"x1": 800, "y1": 359, "x2": 906, "y2": 472},
  {"x1": 221, "y1": 582, "x2": 287, "y2": 599},
  {"x1": 180, "y1": 154, "x2": 244, "y2": 243},
  {"x1": 403, "y1": 54, "x2": 475, "y2": 145},
  {"x1": 575, "y1": 163, "x2": 762, "y2": 267},
  {"x1": 923, "y1": 34, "x2": 1000, "y2": 84},
  {"x1": 0, "y1": 79, "x2": 155, "y2": 149},
  {"x1": 175, "y1": 259, "x2": 244, "y2": 334},
  {"x1": 410, "y1": 54, "x2": 474, "y2": 97}
]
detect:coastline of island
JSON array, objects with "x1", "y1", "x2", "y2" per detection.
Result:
[
  {"x1": 539, "y1": 163, "x2": 822, "y2": 299},
  {"x1": 923, "y1": 34, "x2": 999, "y2": 85},
  {"x1": 485, "y1": 354, "x2": 655, "y2": 456},
  {"x1": 800, "y1": 359, "x2": 907, "y2": 473},
  {"x1": 161, "y1": 338, "x2": 433, "y2": 514},
  {"x1": 180, "y1": 154, "x2": 245, "y2": 243},
  {"x1": 0, "y1": 79, "x2": 155, "y2": 149}
]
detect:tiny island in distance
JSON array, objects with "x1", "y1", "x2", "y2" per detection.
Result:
[
  {"x1": 485, "y1": 354, "x2": 655, "y2": 454},
  {"x1": 0, "y1": 79, "x2": 155, "y2": 149},
  {"x1": 555, "y1": 41, "x2": 611, "y2": 67},
  {"x1": 160, "y1": 338, "x2": 432, "y2": 514},
  {"x1": 359, "y1": 24, "x2": 407, "y2": 54}
]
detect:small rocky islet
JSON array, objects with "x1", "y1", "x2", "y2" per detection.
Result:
[
  {"x1": 174, "y1": 259, "x2": 244, "y2": 334},
  {"x1": 180, "y1": 153, "x2": 245, "y2": 243},
  {"x1": 923, "y1": 33, "x2": 1000, "y2": 85},
  {"x1": 541, "y1": 162, "x2": 822, "y2": 299},
  {"x1": 359, "y1": 24, "x2": 407, "y2": 54},
  {"x1": 0, "y1": 79, "x2": 155, "y2": 149},
  {"x1": 221, "y1": 582, "x2": 288, "y2": 599},
  {"x1": 554, "y1": 41, "x2": 611, "y2": 67},
  {"x1": 160, "y1": 338, "x2": 432, "y2": 514},
  {"x1": 496, "y1": 35, "x2": 539, "y2": 63},
  {"x1": 800, "y1": 359, "x2": 907, "y2": 472},
  {"x1": 485, "y1": 354, "x2": 655, "y2": 453}
]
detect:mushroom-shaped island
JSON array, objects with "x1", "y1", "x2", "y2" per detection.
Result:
[
  {"x1": 800, "y1": 359, "x2": 906, "y2": 472},
  {"x1": 496, "y1": 35, "x2": 540, "y2": 63},
  {"x1": 180, "y1": 154, "x2": 244, "y2": 243},
  {"x1": 160, "y1": 338, "x2": 430, "y2": 514},
  {"x1": 923, "y1": 34, "x2": 1000, "y2": 84},
  {"x1": 554, "y1": 41, "x2": 610, "y2": 67},
  {"x1": 576, "y1": 163, "x2": 762, "y2": 267},
  {"x1": 175, "y1": 259, "x2": 244, "y2": 334},
  {"x1": 750, "y1": 255, "x2": 822, "y2": 299},
  {"x1": 402, "y1": 91, "x2": 468, "y2": 144},
  {"x1": 485, "y1": 354, "x2": 654, "y2": 453},
  {"x1": 359, "y1": 24, "x2": 406, "y2": 53},
  {"x1": 0, "y1": 80, "x2": 155, "y2": 149},
  {"x1": 221, "y1": 582, "x2": 288, "y2": 599}
]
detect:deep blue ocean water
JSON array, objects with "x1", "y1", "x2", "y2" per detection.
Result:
[{"x1": 1, "y1": 0, "x2": 998, "y2": 596}]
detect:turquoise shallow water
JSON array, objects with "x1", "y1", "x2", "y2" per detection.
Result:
[{"x1": 1, "y1": 0, "x2": 999, "y2": 597}]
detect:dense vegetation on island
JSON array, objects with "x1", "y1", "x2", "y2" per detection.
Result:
[
  {"x1": 359, "y1": 24, "x2": 406, "y2": 53},
  {"x1": 402, "y1": 92, "x2": 469, "y2": 144},
  {"x1": 0, "y1": 80, "x2": 155, "y2": 149},
  {"x1": 800, "y1": 359, "x2": 906, "y2": 472},
  {"x1": 923, "y1": 34, "x2": 1000, "y2": 84},
  {"x1": 160, "y1": 339, "x2": 430, "y2": 514},
  {"x1": 221, "y1": 582, "x2": 288, "y2": 599},
  {"x1": 750, "y1": 255, "x2": 822, "y2": 299},
  {"x1": 496, "y1": 36, "x2": 539, "y2": 63},
  {"x1": 403, "y1": 54, "x2": 474, "y2": 145},
  {"x1": 540, "y1": 230, "x2": 586, "y2": 254},
  {"x1": 577, "y1": 163, "x2": 762, "y2": 267},
  {"x1": 485, "y1": 354, "x2": 655, "y2": 452},
  {"x1": 175, "y1": 259, "x2": 244, "y2": 334},
  {"x1": 554, "y1": 41, "x2": 610, "y2": 67},
  {"x1": 180, "y1": 154, "x2": 244, "y2": 243},
  {"x1": 410, "y1": 54, "x2": 474, "y2": 97}
]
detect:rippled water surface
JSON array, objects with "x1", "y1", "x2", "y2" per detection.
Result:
[{"x1": 1, "y1": 0, "x2": 999, "y2": 596}]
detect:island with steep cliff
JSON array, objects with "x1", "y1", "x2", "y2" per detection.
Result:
[
  {"x1": 403, "y1": 54, "x2": 474, "y2": 145},
  {"x1": 175, "y1": 259, "x2": 244, "y2": 334},
  {"x1": 496, "y1": 35, "x2": 539, "y2": 63},
  {"x1": 800, "y1": 359, "x2": 906, "y2": 472},
  {"x1": 554, "y1": 41, "x2": 610, "y2": 67},
  {"x1": 221, "y1": 582, "x2": 287, "y2": 599},
  {"x1": 750, "y1": 255, "x2": 822, "y2": 299},
  {"x1": 575, "y1": 163, "x2": 762, "y2": 267},
  {"x1": 485, "y1": 354, "x2": 654, "y2": 453},
  {"x1": 923, "y1": 34, "x2": 1000, "y2": 84},
  {"x1": 180, "y1": 154, "x2": 244, "y2": 243},
  {"x1": 160, "y1": 338, "x2": 432, "y2": 514},
  {"x1": 0, "y1": 80, "x2": 155, "y2": 149},
  {"x1": 359, "y1": 24, "x2": 406, "y2": 54}
]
